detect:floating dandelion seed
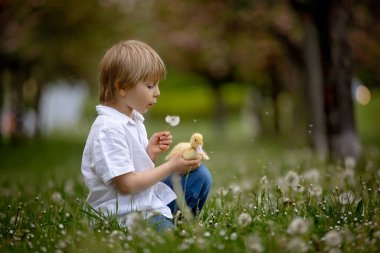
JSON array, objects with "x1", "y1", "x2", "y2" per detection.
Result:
[
  {"x1": 165, "y1": 115, "x2": 180, "y2": 127},
  {"x1": 285, "y1": 171, "x2": 300, "y2": 187},
  {"x1": 238, "y1": 212, "x2": 252, "y2": 227},
  {"x1": 287, "y1": 217, "x2": 309, "y2": 235}
]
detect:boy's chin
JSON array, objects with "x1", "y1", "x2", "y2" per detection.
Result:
[{"x1": 137, "y1": 108, "x2": 148, "y2": 114}]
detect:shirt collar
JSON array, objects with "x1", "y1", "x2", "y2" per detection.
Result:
[{"x1": 96, "y1": 105, "x2": 144, "y2": 124}]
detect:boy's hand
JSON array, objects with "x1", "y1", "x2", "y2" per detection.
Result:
[
  {"x1": 167, "y1": 153, "x2": 202, "y2": 175},
  {"x1": 147, "y1": 131, "x2": 172, "y2": 161}
]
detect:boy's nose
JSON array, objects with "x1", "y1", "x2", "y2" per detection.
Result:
[{"x1": 154, "y1": 87, "x2": 160, "y2": 97}]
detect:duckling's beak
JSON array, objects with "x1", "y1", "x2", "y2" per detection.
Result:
[{"x1": 196, "y1": 145, "x2": 203, "y2": 154}]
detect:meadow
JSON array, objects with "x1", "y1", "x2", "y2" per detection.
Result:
[{"x1": 1, "y1": 91, "x2": 380, "y2": 253}]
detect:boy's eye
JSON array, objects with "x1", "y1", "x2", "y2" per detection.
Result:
[{"x1": 147, "y1": 84, "x2": 154, "y2": 89}]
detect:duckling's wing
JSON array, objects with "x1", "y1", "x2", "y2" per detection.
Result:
[
  {"x1": 201, "y1": 150, "x2": 210, "y2": 160},
  {"x1": 165, "y1": 142, "x2": 191, "y2": 160}
]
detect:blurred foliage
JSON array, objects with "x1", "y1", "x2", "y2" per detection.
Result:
[
  {"x1": 355, "y1": 90, "x2": 380, "y2": 145},
  {"x1": 1, "y1": 0, "x2": 380, "y2": 147},
  {"x1": 0, "y1": 0, "x2": 132, "y2": 83}
]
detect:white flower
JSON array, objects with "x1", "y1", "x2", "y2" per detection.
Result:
[
  {"x1": 165, "y1": 115, "x2": 180, "y2": 126},
  {"x1": 302, "y1": 169, "x2": 320, "y2": 183},
  {"x1": 308, "y1": 185, "x2": 323, "y2": 197},
  {"x1": 238, "y1": 212, "x2": 252, "y2": 227},
  {"x1": 338, "y1": 191, "x2": 354, "y2": 205},
  {"x1": 287, "y1": 217, "x2": 309, "y2": 235},
  {"x1": 285, "y1": 171, "x2": 300, "y2": 187},
  {"x1": 245, "y1": 234, "x2": 263, "y2": 253},
  {"x1": 286, "y1": 237, "x2": 308, "y2": 252},
  {"x1": 324, "y1": 230, "x2": 342, "y2": 247}
]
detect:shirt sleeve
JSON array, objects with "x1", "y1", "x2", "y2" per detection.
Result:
[{"x1": 93, "y1": 126, "x2": 134, "y2": 185}]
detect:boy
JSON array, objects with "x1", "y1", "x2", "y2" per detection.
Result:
[{"x1": 81, "y1": 40, "x2": 212, "y2": 231}]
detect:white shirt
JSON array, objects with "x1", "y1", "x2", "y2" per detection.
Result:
[{"x1": 81, "y1": 105, "x2": 176, "y2": 227}]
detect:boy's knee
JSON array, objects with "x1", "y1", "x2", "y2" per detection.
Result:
[
  {"x1": 199, "y1": 164, "x2": 212, "y2": 188},
  {"x1": 195, "y1": 164, "x2": 213, "y2": 189}
]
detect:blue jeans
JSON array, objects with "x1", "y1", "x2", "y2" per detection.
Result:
[{"x1": 148, "y1": 164, "x2": 212, "y2": 232}]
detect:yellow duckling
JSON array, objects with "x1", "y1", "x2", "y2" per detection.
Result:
[{"x1": 165, "y1": 133, "x2": 210, "y2": 161}]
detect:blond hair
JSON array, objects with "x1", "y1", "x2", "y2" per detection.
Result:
[{"x1": 99, "y1": 40, "x2": 166, "y2": 104}]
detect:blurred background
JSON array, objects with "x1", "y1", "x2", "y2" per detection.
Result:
[{"x1": 1, "y1": 0, "x2": 380, "y2": 186}]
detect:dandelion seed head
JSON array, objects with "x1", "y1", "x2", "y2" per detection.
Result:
[
  {"x1": 324, "y1": 230, "x2": 342, "y2": 247},
  {"x1": 338, "y1": 191, "x2": 355, "y2": 205},
  {"x1": 165, "y1": 115, "x2": 180, "y2": 126},
  {"x1": 230, "y1": 232, "x2": 238, "y2": 240},
  {"x1": 293, "y1": 184, "x2": 305, "y2": 193},
  {"x1": 229, "y1": 184, "x2": 241, "y2": 195},
  {"x1": 238, "y1": 212, "x2": 252, "y2": 228},
  {"x1": 309, "y1": 185, "x2": 323, "y2": 197},
  {"x1": 245, "y1": 234, "x2": 263, "y2": 253},
  {"x1": 287, "y1": 217, "x2": 310, "y2": 235},
  {"x1": 344, "y1": 156, "x2": 356, "y2": 170},
  {"x1": 328, "y1": 248, "x2": 342, "y2": 253},
  {"x1": 302, "y1": 169, "x2": 320, "y2": 183},
  {"x1": 286, "y1": 237, "x2": 308, "y2": 252},
  {"x1": 64, "y1": 179, "x2": 75, "y2": 195},
  {"x1": 285, "y1": 171, "x2": 300, "y2": 187},
  {"x1": 51, "y1": 192, "x2": 63, "y2": 204}
]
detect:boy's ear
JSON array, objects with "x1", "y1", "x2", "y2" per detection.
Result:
[
  {"x1": 116, "y1": 80, "x2": 127, "y2": 96},
  {"x1": 119, "y1": 88, "x2": 127, "y2": 96}
]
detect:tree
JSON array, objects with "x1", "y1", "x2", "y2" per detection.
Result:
[
  {"x1": 150, "y1": 0, "x2": 288, "y2": 133},
  {"x1": 0, "y1": 0, "x2": 130, "y2": 141},
  {"x1": 288, "y1": 0, "x2": 360, "y2": 159}
]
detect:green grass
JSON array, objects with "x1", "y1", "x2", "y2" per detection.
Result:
[{"x1": 1, "y1": 115, "x2": 380, "y2": 252}]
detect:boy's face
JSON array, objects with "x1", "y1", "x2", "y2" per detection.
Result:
[{"x1": 117, "y1": 81, "x2": 160, "y2": 116}]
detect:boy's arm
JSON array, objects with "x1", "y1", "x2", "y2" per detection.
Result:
[{"x1": 113, "y1": 154, "x2": 201, "y2": 195}]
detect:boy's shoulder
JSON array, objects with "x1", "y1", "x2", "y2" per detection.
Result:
[{"x1": 95, "y1": 114, "x2": 125, "y2": 129}]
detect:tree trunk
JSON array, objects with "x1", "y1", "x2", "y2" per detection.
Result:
[
  {"x1": 291, "y1": 0, "x2": 361, "y2": 160},
  {"x1": 210, "y1": 82, "x2": 227, "y2": 135},
  {"x1": 322, "y1": 1, "x2": 361, "y2": 159},
  {"x1": 302, "y1": 14, "x2": 328, "y2": 157}
]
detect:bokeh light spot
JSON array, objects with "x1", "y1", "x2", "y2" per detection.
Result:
[{"x1": 355, "y1": 85, "x2": 371, "y2": 105}]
